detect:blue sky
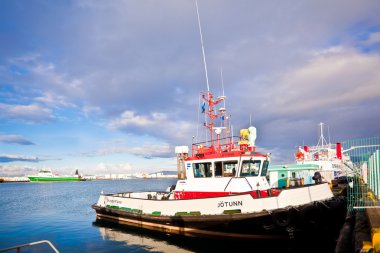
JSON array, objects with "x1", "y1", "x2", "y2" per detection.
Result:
[{"x1": 1, "y1": 0, "x2": 380, "y2": 176}]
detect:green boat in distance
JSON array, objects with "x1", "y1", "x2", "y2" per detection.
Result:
[{"x1": 27, "y1": 169, "x2": 82, "y2": 182}]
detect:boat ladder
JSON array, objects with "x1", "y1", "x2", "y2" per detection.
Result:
[{"x1": 0, "y1": 240, "x2": 60, "y2": 253}]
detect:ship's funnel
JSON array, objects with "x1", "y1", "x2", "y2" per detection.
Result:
[
  {"x1": 303, "y1": 146, "x2": 309, "y2": 152},
  {"x1": 336, "y1": 142, "x2": 342, "y2": 159}
]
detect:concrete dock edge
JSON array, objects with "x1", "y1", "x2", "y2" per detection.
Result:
[{"x1": 366, "y1": 208, "x2": 380, "y2": 253}]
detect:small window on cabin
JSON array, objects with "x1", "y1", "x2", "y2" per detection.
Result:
[
  {"x1": 223, "y1": 161, "x2": 238, "y2": 177},
  {"x1": 240, "y1": 160, "x2": 261, "y2": 177},
  {"x1": 260, "y1": 160, "x2": 269, "y2": 176},
  {"x1": 193, "y1": 162, "x2": 212, "y2": 178},
  {"x1": 214, "y1": 162, "x2": 222, "y2": 177}
]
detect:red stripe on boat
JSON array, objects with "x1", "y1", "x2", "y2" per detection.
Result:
[{"x1": 174, "y1": 189, "x2": 281, "y2": 200}]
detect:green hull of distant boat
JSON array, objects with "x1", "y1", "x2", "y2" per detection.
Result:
[
  {"x1": 28, "y1": 176, "x2": 81, "y2": 182},
  {"x1": 27, "y1": 169, "x2": 83, "y2": 182}
]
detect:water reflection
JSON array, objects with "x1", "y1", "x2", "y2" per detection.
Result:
[
  {"x1": 93, "y1": 221, "x2": 290, "y2": 253},
  {"x1": 95, "y1": 221, "x2": 194, "y2": 253}
]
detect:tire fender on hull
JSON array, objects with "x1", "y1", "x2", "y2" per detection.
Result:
[
  {"x1": 300, "y1": 202, "x2": 328, "y2": 229},
  {"x1": 271, "y1": 208, "x2": 298, "y2": 228}
]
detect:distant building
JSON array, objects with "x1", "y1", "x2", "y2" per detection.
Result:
[
  {"x1": 1, "y1": 177, "x2": 30, "y2": 182},
  {"x1": 103, "y1": 174, "x2": 132, "y2": 180},
  {"x1": 94, "y1": 171, "x2": 177, "y2": 180},
  {"x1": 148, "y1": 171, "x2": 177, "y2": 178}
]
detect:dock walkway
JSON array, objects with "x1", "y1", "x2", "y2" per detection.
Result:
[{"x1": 364, "y1": 208, "x2": 380, "y2": 253}]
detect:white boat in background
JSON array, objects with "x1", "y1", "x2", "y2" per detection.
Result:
[{"x1": 295, "y1": 123, "x2": 353, "y2": 182}]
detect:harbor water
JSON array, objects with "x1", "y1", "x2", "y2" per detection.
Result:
[{"x1": 0, "y1": 179, "x2": 339, "y2": 253}]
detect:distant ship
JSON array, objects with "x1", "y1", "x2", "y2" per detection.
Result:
[
  {"x1": 294, "y1": 122, "x2": 354, "y2": 182},
  {"x1": 27, "y1": 169, "x2": 82, "y2": 182}
]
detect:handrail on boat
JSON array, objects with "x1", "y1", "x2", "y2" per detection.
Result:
[{"x1": 0, "y1": 240, "x2": 60, "y2": 253}]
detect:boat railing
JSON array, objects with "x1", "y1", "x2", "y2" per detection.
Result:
[
  {"x1": 192, "y1": 136, "x2": 241, "y2": 155},
  {"x1": 0, "y1": 240, "x2": 60, "y2": 253}
]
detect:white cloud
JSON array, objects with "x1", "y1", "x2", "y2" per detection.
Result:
[
  {"x1": 34, "y1": 92, "x2": 76, "y2": 109},
  {"x1": 0, "y1": 134, "x2": 35, "y2": 145},
  {"x1": 28, "y1": 61, "x2": 83, "y2": 99},
  {"x1": 362, "y1": 32, "x2": 380, "y2": 46},
  {"x1": 0, "y1": 103, "x2": 54, "y2": 123},
  {"x1": 0, "y1": 154, "x2": 39, "y2": 163},
  {"x1": 5, "y1": 55, "x2": 84, "y2": 104},
  {"x1": 82, "y1": 105, "x2": 102, "y2": 117},
  {"x1": 262, "y1": 47, "x2": 380, "y2": 115},
  {"x1": 96, "y1": 144, "x2": 173, "y2": 159},
  {"x1": 109, "y1": 111, "x2": 193, "y2": 144},
  {"x1": 0, "y1": 164, "x2": 35, "y2": 177},
  {"x1": 93, "y1": 162, "x2": 133, "y2": 175}
]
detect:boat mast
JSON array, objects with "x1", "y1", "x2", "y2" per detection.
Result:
[
  {"x1": 220, "y1": 68, "x2": 228, "y2": 139},
  {"x1": 195, "y1": 0, "x2": 210, "y2": 93},
  {"x1": 202, "y1": 92, "x2": 224, "y2": 150},
  {"x1": 317, "y1": 122, "x2": 328, "y2": 148},
  {"x1": 195, "y1": 0, "x2": 226, "y2": 152},
  {"x1": 220, "y1": 68, "x2": 226, "y2": 109}
]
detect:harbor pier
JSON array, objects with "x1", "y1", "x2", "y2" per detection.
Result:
[{"x1": 365, "y1": 208, "x2": 380, "y2": 253}]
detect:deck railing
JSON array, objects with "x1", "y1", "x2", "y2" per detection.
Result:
[
  {"x1": 191, "y1": 135, "x2": 250, "y2": 156},
  {"x1": 0, "y1": 240, "x2": 60, "y2": 253}
]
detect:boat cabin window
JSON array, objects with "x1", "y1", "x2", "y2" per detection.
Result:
[
  {"x1": 223, "y1": 161, "x2": 238, "y2": 177},
  {"x1": 214, "y1": 162, "x2": 223, "y2": 177},
  {"x1": 193, "y1": 162, "x2": 212, "y2": 178},
  {"x1": 261, "y1": 160, "x2": 269, "y2": 176},
  {"x1": 240, "y1": 160, "x2": 261, "y2": 177}
]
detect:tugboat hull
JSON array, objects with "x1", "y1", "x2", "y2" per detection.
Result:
[
  {"x1": 92, "y1": 184, "x2": 346, "y2": 240},
  {"x1": 93, "y1": 204, "x2": 288, "y2": 239}
]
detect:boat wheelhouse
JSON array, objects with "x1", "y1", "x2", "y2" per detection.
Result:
[
  {"x1": 174, "y1": 143, "x2": 274, "y2": 200},
  {"x1": 170, "y1": 90, "x2": 276, "y2": 198}
]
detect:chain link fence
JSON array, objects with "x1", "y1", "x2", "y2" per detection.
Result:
[{"x1": 342, "y1": 137, "x2": 380, "y2": 213}]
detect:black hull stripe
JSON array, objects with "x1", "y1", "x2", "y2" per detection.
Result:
[{"x1": 95, "y1": 212, "x2": 286, "y2": 240}]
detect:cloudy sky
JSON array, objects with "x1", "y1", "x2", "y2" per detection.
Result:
[{"x1": 1, "y1": 0, "x2": 380, "y2": 176}]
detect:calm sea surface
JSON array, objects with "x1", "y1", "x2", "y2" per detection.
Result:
[{"x1": 0, "y1": 179, "x2": 336, "y2": 253}]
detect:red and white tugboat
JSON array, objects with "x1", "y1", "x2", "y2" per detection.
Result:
[
  {"x1": 92, "y1": 91, "x2": 345, "y2": 240},
  {"x1": 92, "y1": 1, "x2": 346, "y2": 240}
]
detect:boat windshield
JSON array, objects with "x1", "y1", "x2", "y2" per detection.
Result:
[
  {"x1": 222, "y1": 161, "x2": 238, "y2": 177},
  {"x1": 240, "y1": 160, "x2": 261, "y2": 177},
  {"x1": 193, "y1": 162, "x2": 212, "y2": 178},
  {"x1": 214, "y1": 161, "x2": 238, "y2": 177},
  {"x1": 261, "y1": 160, "x2": 269, "y2": 176}
]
